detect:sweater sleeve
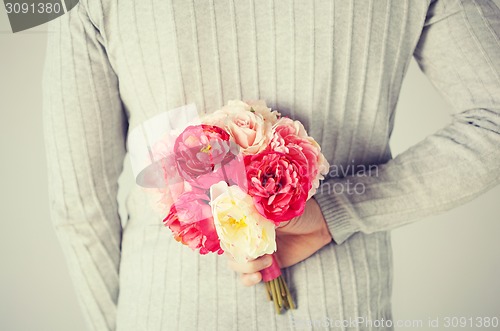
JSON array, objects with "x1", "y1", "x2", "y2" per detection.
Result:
[
  {"x1": 42, "y1": 2, "x2": 127, "y2": 330},
  {"x1": 314, "y1": 0, "x2": 500, "y2": 245}
]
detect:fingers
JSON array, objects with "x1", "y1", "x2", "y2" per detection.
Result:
[
  {"x1": 227, "y1": 254, "x2": 273, "y2": 287},
  {"x1": 240, "y1": 272, "x2": 262, "y2": 287},
  {"x1": 227, "y1": 254, "x2": 273, "y2": 274}
]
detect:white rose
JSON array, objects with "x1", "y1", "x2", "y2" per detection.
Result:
[{"x1": 209, "y1": 181, "x2": 276, "y2": 263}]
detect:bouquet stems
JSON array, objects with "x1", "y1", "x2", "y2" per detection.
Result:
[{"x1": 261, "y1": 255, "x2": 295, "y2": 313}]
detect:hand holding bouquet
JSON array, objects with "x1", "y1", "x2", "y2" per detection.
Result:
[{"x1": 149, "y1": 100, "x2": 329, "y2": 313}]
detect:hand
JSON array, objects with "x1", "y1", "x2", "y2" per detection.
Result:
[{"x1": 227, "y1": 198, "x2": 332, "y2": 286}]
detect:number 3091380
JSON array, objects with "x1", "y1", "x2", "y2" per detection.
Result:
[{"x1": 5, "y1": 2, "x2": 62, "y2": 14}]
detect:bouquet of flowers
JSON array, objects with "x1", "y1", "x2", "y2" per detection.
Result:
[{"x1": 145, "y1": 100, "x2": 329, "y2": 313}]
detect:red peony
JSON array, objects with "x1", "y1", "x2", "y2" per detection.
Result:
[
  {"x1": 163, "y1": 190, "x2": 223, "y2": 255},
  {"x1": 268, "y1": 117, "x2": 329, "y2": 198},
  {"x1": 244, "y1": 149, "x2": 312, "y2": 224}
]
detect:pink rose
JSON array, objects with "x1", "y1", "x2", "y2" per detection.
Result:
[
  {"x1": 244, "y1": 149, "x2": 311, "y2": 224},
  {"x1": 268, "y1": 117, "x2": 329, "y2": 198},
  {"x1": 163, "y1": 190, "x2": 223, "y2": 255},
  {"x1": 187, "y1": 155, "x2": 248, "y2": 190},
  {"x1": 204, "y1": 100, "x2": 279, "y2": 155},
  {"x1": 174, "y1": 124, "x2": 238, "y2": 186},
  {"x1": 214, "y1": 154, "x2": 249, "y2": 191}
]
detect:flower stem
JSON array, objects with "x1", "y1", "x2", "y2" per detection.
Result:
[
  {"x1": 261, "y1": 254, "x2": 295, "y2": 313},
  {"x1": 264, "y1": 275, "x2": 295, "y2": 314},
  {"x1": 264, "y1": 282, "x2": 271, "y2": 301},
  {"x1": 270, "y1": 279, "x2": 280, "y2": 313}
]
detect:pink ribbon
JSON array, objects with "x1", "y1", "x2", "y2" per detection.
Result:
[{"x1": 260, "y1": 254, "x2": 282, "y2": 282}]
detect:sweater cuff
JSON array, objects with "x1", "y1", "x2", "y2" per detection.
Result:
[{"x1": 314, "y1": 184, "x2": 361, "y2": 245}]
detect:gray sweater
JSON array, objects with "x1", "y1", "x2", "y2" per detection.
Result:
[{"x1": 42, "y1": 0, "x2": 500, "y2": 330}]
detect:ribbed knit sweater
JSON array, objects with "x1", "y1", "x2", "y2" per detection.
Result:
[{"x1": 42, "y1": 0, "x2": 500, "y2": 330}]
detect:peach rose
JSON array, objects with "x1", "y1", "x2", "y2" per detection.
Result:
[{"x1": 205, "y1": 100, "x2": 280, "y2": 155}]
